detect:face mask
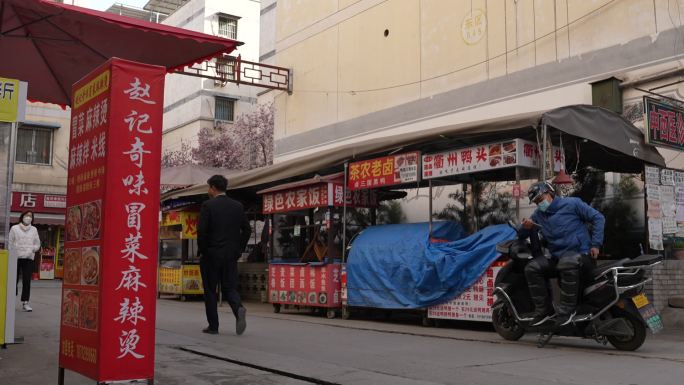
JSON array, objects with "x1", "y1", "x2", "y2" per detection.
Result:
[
  {"x1": 22, "y1": 216, "x2": 32, "y2": 225},
  {"x1": 537, "y1": 200, "x2": 551, "y2": 212}
]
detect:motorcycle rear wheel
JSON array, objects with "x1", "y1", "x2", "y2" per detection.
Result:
[
  {"x1": 492, "y1": 305, "x2": 525, "y2": 341},
  {"x1": 606, "y1": 308, "x2": 647, "y2": 351}
]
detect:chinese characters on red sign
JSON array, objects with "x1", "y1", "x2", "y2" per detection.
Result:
[
  {"x1": 59, "y1": 59, "x2": 164, "y2": 383},
  {"x1": 11, "y1": 192, "x2": 66, "y2": 214},
  {"x1": 422, "y1": 139, "x2": 561, "y2": 179},
  {"x1": 427, "y1": 265, "x2": 502, "y2": 322},
  {"x1": 347, "y1": 152, "x2": 420, "y2": 190},
  {"x1": 262, "y1": 183, "x2": 378, "y2": 214},
  {"x1": 644, "y1": 97, "x2": 684, "y2": 151}
]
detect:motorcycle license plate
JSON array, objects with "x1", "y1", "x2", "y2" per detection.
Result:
[{"x1": 631, "y1": 293, "x2": 663, "y2": 333}]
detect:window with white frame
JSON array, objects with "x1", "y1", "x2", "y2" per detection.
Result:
[
  {"x1": 215, "y1": 97, "x2": 235, "y2": 122},
  {"x1": 15, "y1": 125, "x2": 53, "y2": 165},
  {"x1": 218, "y1": 16, "x2": 237, "y2": 39}
]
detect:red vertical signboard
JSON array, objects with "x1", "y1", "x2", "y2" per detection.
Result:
[{"x1": 59, "y1": 58, "x2": 164, "y2": 383}]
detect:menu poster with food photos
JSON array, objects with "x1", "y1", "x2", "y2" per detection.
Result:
[
  {"x1": 60, "y1": 59, "x2": 164, "y2": 383},
  {"x1": 422, "y1": 139, "x2": 561, "y2": 179}
]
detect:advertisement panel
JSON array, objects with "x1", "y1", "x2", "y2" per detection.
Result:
[
  {"x1": 644, "y1": 96, "x2": 684, "y2": 151},
  {"x1": 348, "y1": 152, "x2": 420, "y2": 190},
  {"x1": 268, "y1": 263, "x2": 342, "y2": 308},
  {"x1": 11, "y1": 192, "x2": 66, "y2": 214},
  {"x1": 428, "y1": 265, "x2": 502, "y2": 322},
  {"x1": 59, "y1": 59, "x2": 164, "y2": 382},
  {"x1": 0, "y1": 77, "x2": 22, "y2": 122},
  {"x1": 422, "y1": 139, "x2": 561, "y2": 179}
]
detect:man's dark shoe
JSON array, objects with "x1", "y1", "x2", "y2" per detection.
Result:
[
  {"x1": 202, "y1": 327, "x2": 218, "y2": 335},
  {"x1": 236, "y1": 307, "x2": 247, "y2": 335}
]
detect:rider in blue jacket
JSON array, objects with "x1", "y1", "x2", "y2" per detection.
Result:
[{"x1": 519, "y1": 182, "x2": 605, "y2": 326}]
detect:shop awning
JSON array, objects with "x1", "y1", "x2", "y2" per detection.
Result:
[
  {"x1": 0, "y1": 0, "x2": 242, "y2": 106},
  {"x1": 541, "y1": 105, "x2": 665, "y2": 169},
  {"x1": 165, "y1": 105, "x2": 665, "y2": 199},
  {"x1": 164, "y1": 111, "x2": 544, "y2": 199},
  {"x1": 256, "y1": 173, "x2": 344, "y2": 194},
  {"x1": 10, "y1": 212, "x2": 64, "y2": 226},
  {"x1": 161, "y1": 164, "x2": 240, "y2": 192}
]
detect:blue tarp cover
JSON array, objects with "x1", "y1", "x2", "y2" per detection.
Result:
[{"x1": 346, "y1": 222, "x2": 516, "y2": 309}]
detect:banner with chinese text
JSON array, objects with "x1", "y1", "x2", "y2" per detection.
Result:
[
  {"x1": 644, "y1": 96, "x2": 684, "y2": 152},
  {"x1": 262, "y1": 183, "x2": 378, "y2": 214},
  {"x1": 0, "y1": 77, "x2": 25, "y2": 122},
  {"x1": 11, "y1": 192, "x2": 66, "y2": 214},
  {"x1": 268, "y1": 263, "x2": 341, "y2": 308},
  {"x1": 161, "y1": 210, "x2": 199, "y2": 239},
  {"x1": 59, "y1": 58, "x2": 164, "y2": 382},
  {"x1": 427, "y1": 265, "x2": 502, "y2": 322},
  {"x1": 422, "y1": 139, "x2": 561, "y2": 179},
  {"x1": 347, "y1": 152, "x2": 420, "y2": 190}
]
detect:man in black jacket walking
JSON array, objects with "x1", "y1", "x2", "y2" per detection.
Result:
[{"x1": 198, "y1": 175, "x2": 252, "y2": 335}]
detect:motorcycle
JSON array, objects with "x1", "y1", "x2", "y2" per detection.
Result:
[{"x1": 491, "y1": 224, "x2": 663, "y2": 350}]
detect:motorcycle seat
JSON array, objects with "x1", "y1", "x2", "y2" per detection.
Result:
[{"x1": 592, "y1": 258, "x2": 630, "y2": 278}]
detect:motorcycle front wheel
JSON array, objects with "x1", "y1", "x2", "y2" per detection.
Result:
[
  {"x1": 606, "y1": 308, "x2": 647, "y2": 351},
  {"x1": 492, "y1": 304, "x2": 525, "y2": 341}
]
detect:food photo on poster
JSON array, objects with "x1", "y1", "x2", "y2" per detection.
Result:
[{"x1": 80, "y1": 246, "x2": 99, "y2": 286}]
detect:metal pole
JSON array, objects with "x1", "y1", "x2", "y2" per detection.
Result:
[
  {"x1": 428, "y1": 179, "x2": 433, "y2": 238},
  {"x1": 2, "y1": 122, "x2": 16, "y2": 251},
  {"x1": 57, "y1": 367, "x2": 64, "y2": 385},
  {"x1": 515, "y1": 167, "x2": 521, "y2": 221},
  {"x1": 342, "y1": 162, "x2": 348, "y2": 263},
  {"x1": 269, "y1": 214, "x2": 274, "y2": 262},
  {"x1": 541, "y1": 124, "x2": 547, "y2": 181},
  {"x1": 3, "y1": 121, "x2": 18, "y2": 345},
  {"x1": 327, "y1": 207, "x2": 334, "y2": 264},
  {"x1": 462, "y1": 183, "x2": 468, "y2": 232},
  {"x1": 470, "y1": 181, "x2": 478, "y2": 232}
]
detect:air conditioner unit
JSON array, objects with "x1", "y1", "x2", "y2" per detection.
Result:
[{"x1": 213, "y1": 120, "x2": 228, "y2": 130}]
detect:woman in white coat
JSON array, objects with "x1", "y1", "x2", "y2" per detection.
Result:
[{"x1": 8, "y1": 210, "x2": 41, "y2": 312}]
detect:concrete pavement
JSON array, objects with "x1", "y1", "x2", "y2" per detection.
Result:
[{"x1": 2, "y1": 281, "x2": 683, "y2": 384}]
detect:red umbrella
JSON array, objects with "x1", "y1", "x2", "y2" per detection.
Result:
[{"x1": 0, "y1": 0, "x2": 242, "y2": 106}]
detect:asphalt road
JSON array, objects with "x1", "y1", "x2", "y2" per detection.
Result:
[{"x1": 2, "y1": 281, "x2": 683, "y2": 385}]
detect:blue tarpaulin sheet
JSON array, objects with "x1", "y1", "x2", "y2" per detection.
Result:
[{"x1": 346, "y1": 222, "x2": 516, "y2": 309}]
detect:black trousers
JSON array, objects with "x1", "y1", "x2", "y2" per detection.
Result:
[
  {"x1": 200, "y1": 254, "x2": 242, "y2": 330},
  {"x1": 16, "y1": 258, "x2": 34, "y2": 302},
  {"x1": 524, "y1": 253, "x2": 582, "y2": 316}
]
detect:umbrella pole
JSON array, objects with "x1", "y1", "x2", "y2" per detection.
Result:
[
  {"x1": 342, "y1": 162, "x2": 348, "y2": 263},
  {"x1": 515, "y1": 167, "x2": 521, "y2": 221},
  {"x1": 428, "y1": 179, "x2": 433, "y2": 238},
  {"x1": 542, "y1": 124, "x2": 548, "y2": 181}
]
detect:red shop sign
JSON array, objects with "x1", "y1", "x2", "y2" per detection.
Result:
[
  {"x1": 347, "y1": 152, "x2": 420, "y2": 191},
  {"x1": 262, "y1": 183, "x2": 329, "y2": 214},
  {"x1": 59, "y1": 58, "x2": 164, "y2": 383},
  {"x1": 11, "y1": 192, "x2": 66, "y2": 214},
  {"x1": 261, "y1": 183, "x2": 378, "y2": 214}
]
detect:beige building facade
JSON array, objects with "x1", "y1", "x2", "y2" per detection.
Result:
[{"x1": 259, "y1": 0, "x2": 684, "y2": 164}]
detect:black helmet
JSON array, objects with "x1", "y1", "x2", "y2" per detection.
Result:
[{"x1": 527, "y1": 181, "x2": 555, "y2": 204}]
